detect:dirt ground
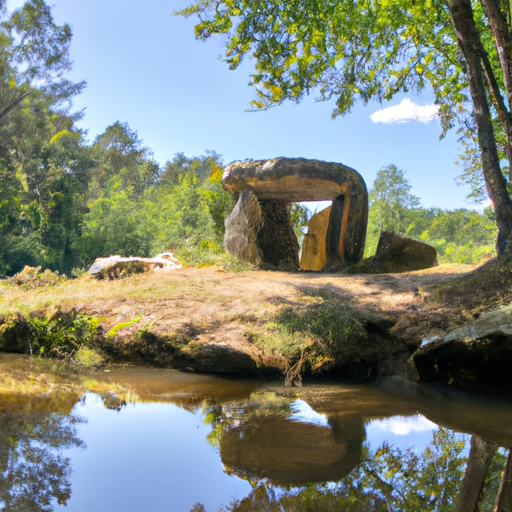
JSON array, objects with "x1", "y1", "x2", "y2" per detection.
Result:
[
  {"x1": 4, "y1": 260, "x2": 510, "y2": 375},
  {"x1": 74, "y1": 263, "x2": 481, "y2": 349}
]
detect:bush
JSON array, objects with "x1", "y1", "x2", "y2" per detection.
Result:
[{"x1": 6, "y1": 266, "x2": 66, "y2": 289}]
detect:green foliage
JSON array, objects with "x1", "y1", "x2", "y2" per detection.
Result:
[
  {"x1": 366, "y1": 165, "x2": 497, "y2": 263},
  {"x1": 26, "y1": 311, "x2": 102, "y2": 359},
  {"x1": 6, "y1": 265, "x2": 66, "y2": 288},
  {"x1": 0, "y1": 309, "x2": 102, "y2": 361},
  {"x1": 290, "y1": 203, "x2": 310, "y2": 246},
  {"x1": 106, "y1": 315, "x2": 142, "y2": 338}
]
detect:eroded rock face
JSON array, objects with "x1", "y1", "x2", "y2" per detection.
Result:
[
  {"x1": 351, "y1": 231, "x2": 438, "y2": 273},
  {"x1": 414, "y1": 304, "x2": 512, "y2": 390},
  {"x1": 222, "y1": 158, "x2": 368, "y2": 270}
]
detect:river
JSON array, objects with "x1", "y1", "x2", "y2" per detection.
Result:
[{"x1": 1, "y1": 354, "x2": 512, "y2": 511}]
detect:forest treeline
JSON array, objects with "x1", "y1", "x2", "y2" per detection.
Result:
[
  {"x1": 0, "y1": 111, "x2": 496, "y2": 277},
  {"x1": 0, "y1": 1, "x2": 497, "y2": 277}
]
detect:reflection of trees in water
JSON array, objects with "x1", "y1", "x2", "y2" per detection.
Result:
[
  {"x1": 0, "y1": 399, "x2": 84, "y2": 512},
  {"x1": 194, "y1": 422, "x2": 510, "y2": 512}
]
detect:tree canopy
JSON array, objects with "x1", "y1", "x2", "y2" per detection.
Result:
[{"x1": 177, "y1": 0, "x2": 512, "y2": 256}]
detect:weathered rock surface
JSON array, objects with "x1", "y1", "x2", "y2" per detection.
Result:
[
  {"x1": 350, "y1": 231, "x2": 438, "y2": 273},
  {"x1": 88, "y1": 253, "x2": 182, "y2": 279},
  {"x1": 222, "y1": 158, "x2": 368, "y2": 269},
  {"x1": 300, "y1": 206, "x2": 331, "y2": 270},
  {"x1": 224, "y1": 189, "x2": 263, "y2": 266},
  {"x1": 257, "y1": 200, "x2": 299, "y2": 269},
  {"x1": 414, "y1": 304, "x2": 512, "y2": 390}
]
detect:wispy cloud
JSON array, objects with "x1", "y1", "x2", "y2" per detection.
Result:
[{"x1": 371, "y1": 98, "x2": 439, "y2": 124}]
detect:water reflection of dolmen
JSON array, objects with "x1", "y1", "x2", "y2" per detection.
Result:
[
  {"x1": 222, "y1": 158, "x2": 368, "y2": 270},
  {"x1": 220, "y1": 414, "x2": 364, "y2": 484}
]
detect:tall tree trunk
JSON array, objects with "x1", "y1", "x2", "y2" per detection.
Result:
[
  {"x1": 495, "y1": 450, "x2": 512, "y2": 512},
  {"x1": 448, "y1": 0, "x2": 512, "y2": 256},
  {"x1": 456, "y1": 436, "x2": 497, "y2": 512},
  {"x1": 481, "y1": 0, "x2": 512, "y2": 182}
]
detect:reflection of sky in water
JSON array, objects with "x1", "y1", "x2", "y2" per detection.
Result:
[
  {"x1": 366, "y1": 414, "x2": 439, "y2": 452},
  {"x1": 57, "y1": 394, "x2": 251, "y2": 512},
  {"x1": 288, "y1": 399, "x2": 330, "y2": 427}
]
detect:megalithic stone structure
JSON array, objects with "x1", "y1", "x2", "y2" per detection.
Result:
[{"x1": 222, "y1": 158, "x2": 368, "y2": 270}]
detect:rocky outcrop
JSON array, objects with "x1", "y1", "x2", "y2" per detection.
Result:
[
  {"x1": 350, "y1": 231, "x2": 438, "y2": 273},
  {"x1": 88, "y1": 253, "x2": 182, "y2": 279},
  {"x1": 222, "y1": 158, "x2": 368, "y2": 270},
  {"x1": 413, "y1": 304, "x2": 512, "y2": 390}
]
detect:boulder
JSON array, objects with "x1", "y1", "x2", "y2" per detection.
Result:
[
  {"x1": 88, "y1": 252, "x2": 182, "y2": 279},
  {"x1": 350, "y1": 231, "x2": 438, "y2": 273},
  {"x1": 414, "y1": 304, "x2": 512, "y2": 390},
  {"x1": 222, "y1": 158, "x2": 368, "y2": 269}
]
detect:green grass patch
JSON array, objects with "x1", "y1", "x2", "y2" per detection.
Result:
[{"x1": 252, "y1": 293, "x2": 366, "y2": 385}]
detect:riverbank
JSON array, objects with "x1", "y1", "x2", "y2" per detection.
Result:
[{"x1": 1, "y1": 258, "x2": 511, "y2": 388}]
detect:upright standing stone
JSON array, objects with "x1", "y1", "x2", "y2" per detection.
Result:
[
  {"x1": 224, "y1": 189, "x2": 263, "y2": 266},
  {"x1": 300, "y1": 206, "x2": 331, "y2": 271}
]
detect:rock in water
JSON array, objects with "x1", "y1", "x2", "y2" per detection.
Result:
[
  {"x1": 414, "y1": 303, "x2": 512, "y2": 390},
  {"x1": 222, "y1": 157, "x2": 368, "y2": 270}
]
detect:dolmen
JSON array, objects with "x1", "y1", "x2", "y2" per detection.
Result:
[{"x1": 222, "y1": 157, "x2": 368, "y2": 270}]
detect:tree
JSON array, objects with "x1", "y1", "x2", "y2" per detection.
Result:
[
  {"x1": 0, "y1": 0, "x2": 80, "y2": 121},
  {"x1": 89, "y1": 122, "x2": 160, "y2": 199},
  {"x1": 177, "y1": 0, "x2": 512, "y2": 257},
  {"x1": 0, "y1": 1, "x2": 89, "y2": 275},
  {"x1": 370, "y1": 165, "x2": 420, "y2": 234}
]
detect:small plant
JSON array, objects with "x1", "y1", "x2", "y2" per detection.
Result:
[
  {"x1": 73, "y1": 347, "x2": 105, "y2": 367},
  {"x1": 106, "y1": 315, "x2": 142, "y2": 338}
]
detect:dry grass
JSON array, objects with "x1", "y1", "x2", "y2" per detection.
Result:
[{"x1": 0, "y1": 263, "x2": 489, "y2": 372}]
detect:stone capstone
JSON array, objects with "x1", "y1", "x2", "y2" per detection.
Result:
[{"x1": 222, "y1": 158, "x2": 368, "y2": 270}]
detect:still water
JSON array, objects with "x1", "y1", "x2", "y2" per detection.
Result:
[{"x1": 2, "y1": 355, "x2": 512, "y2": 511}]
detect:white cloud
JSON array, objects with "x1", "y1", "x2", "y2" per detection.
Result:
[
  {"x1": 288, "y1": 399, "x2": 330, "y2": 427},
  {"x1": 368, "y1": 414, "x2": 437, "y2": 436},
  {"x1": 371, "y1": 98, "x2": 439, "y2": 124}
]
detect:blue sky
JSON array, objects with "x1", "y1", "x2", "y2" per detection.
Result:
[{"x1": 8, "y1": 0, "x2": 480, "y2": 210}]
